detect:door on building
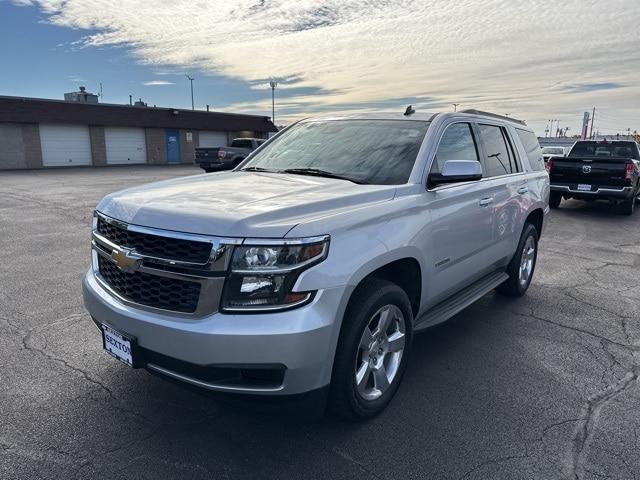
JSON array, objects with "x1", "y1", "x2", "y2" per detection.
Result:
[
  {"x1": 40, "y1": 124, "x2": 92, "y2": 167},
  {"x1": 198, "y1": 131, "x2": 227, "y2": 147},
  {"x1": 105, "y1": 127, "x2": 147, "y2": 164},
  {"x1": 166, "y1": 129, "x2": 181, "y2": 164}
]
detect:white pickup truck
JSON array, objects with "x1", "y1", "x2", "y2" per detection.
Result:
[{"x1": 83, "y1": 109, "x2": 549, "y2": 419}]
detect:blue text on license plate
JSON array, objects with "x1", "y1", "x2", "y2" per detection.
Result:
[{"x1": 102, "y1": 324, "x2": 133, "y2": 367}]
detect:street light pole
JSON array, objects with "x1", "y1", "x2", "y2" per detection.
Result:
[
  {"x1": 453, "y1": 103, "x2": 460, "y2": 112},
  {"x1": 269, "y1": 80, "x2": 278, "y2": 125},
  {"x1": 185, "y1": 74, "x2": 195, "y2": 110}
]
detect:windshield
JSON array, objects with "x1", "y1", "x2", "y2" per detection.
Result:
[
  {"x1": 242, "y1": 120, "x2": 429, "y2": 185},
  {"x1": 569, "y1": 141, "x2": 639, "y2": 159},
  {"x1": 542, "y1": 147, "x2": 564, "y2": 155}
]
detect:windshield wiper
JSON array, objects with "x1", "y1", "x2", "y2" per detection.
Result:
[
  {"x1": 241, "y1": 166, "x2": 282, "y2": 173},
  {"x1": 282, "y1": 168, "x2": 364, "y2": 184}
]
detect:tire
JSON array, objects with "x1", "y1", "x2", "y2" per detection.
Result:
[
  {"x1": 496, "y1": 223, "x2": 539, "y2": 297},
  {"x1": 329, "y1": 278, "x2": 414, "y2": 421},
  {"x1": 621, "y1": 196, "x2": 635, "y2": 215},
  {"x1": 203, "y1": 168, "x2": 214, "y2": 173},
  {"x1": 549, "y1": 193, "x2": 561, "y2": 209}
]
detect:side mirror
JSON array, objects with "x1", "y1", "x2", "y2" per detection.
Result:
[{"x1": 429, "y1": 160, "x2": 483, "y2": 187}]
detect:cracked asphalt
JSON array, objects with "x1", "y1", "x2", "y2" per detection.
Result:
[{"x1": 1, "y1": 165, "x2": 640, "y2": 480}]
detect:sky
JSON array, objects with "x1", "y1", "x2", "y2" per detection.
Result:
[{"x1": 1, "y1": 0, "x2": 639, "y2": 136}]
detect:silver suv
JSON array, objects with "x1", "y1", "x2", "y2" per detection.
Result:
[{"x1": 83, "y1": 109, "x2": 550, "y2": 419}]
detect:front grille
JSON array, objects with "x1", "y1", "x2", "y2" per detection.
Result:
[
  {"x1": 97, "y1": 218, "x2": 212, "y2": 263},
  {"x1": 98, "y1": 256, "x2": 201, "y2": 313}
]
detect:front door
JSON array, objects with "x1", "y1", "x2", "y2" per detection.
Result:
[
  {"x1": 166, "y1": 129, "x2": 180, "y2": 164},
  {"x1": 424, "y1": 122, "x2": 495, "y2": 305}
]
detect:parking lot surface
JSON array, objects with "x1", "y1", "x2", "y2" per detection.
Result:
[{"x1": 1, "y1": 166, "x2": 639, "y2": 480}]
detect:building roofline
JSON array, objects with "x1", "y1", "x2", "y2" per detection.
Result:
[{"x1": 0, "y1": 94, "x2": 272, "y2": 121}]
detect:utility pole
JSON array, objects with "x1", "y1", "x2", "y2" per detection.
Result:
[
  {"x1": 589, "y1": 107, "x2": 595, "y2": 139},
  {"x1": 185, "y1": 74, "x2": 195, "y2": 110},
  {"x1": 99, "y1": 82, "x2": 103, "y2": 103},
  {"x1": 453, "y1": 103, "x2": 460, "y2": 112},
  {"x1": 269, "y1": 80, "x2": 278, "y2": 124}
]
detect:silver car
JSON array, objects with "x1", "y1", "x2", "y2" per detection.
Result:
[{"x1": 83, "y1": 109, "x2": 550, "y2": 419}]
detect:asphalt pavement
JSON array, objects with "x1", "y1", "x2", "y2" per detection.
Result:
[{"x1": 1, "y1": 166, "x2": 639, "y2": 480}]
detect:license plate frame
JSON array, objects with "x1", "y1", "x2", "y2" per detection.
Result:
[
  {"x1": 577, "y1": 184, "x2": 592, "y2": 192},
  {"x1": 101, "y1": 324, "x2": 137, "y2": 367}
]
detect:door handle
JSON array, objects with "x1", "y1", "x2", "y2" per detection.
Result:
[
  {"x1": 479, "y1": 197, "x2": 494, "y2": 207},
  {"x1": 517, "y1": 186, "x2": 529, "y2": 194}
]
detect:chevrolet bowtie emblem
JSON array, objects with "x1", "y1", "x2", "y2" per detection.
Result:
[{"x1": 111, "y1": 248, "x2": 143, "y2": 273}]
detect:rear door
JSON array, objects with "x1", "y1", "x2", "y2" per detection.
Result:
[{"x1": 473, "y1": 122, "x2": 525, "y2": 265}]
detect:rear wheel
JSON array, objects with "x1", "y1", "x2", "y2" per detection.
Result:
[
  {"x1": 549, "y1": 193, "x2": 562, "y2": 209},
  {"x1": 329, "y1": 278, "x2": 413, "y2": 420},
  {"x1": 621, "y1": 196, "x2": 635, "y2": 215},
  {"x1": 496, "y1": 223, "x2": 538, "y2": 297}
]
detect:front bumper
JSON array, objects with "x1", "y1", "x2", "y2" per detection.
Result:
[
  {"x1": 83, "y1": 270, "x2": 349, "y2": 395},
  {"x1": 551, "y1": 184, "x2": 633, "y2": 199}
]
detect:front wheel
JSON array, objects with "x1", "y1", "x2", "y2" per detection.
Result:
[
  {"x1": 329, "y1": 278, "x2": 413, "y2": 420},
  {"x1": 496, "y1": 223, "x2": 538, "y2": 297}
]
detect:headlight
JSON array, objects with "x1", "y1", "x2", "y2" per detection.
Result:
[{"x1": 221, "y1": 236, "x2": 329, "y2": 312}]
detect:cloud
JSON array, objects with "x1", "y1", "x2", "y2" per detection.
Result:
[
  {"x1": 562, "y1": 83, "x2": 625, "y2": 93},
  {"x1": 15, "y1": 0, "x2": 640, "y2": 133},
  {"x1": 67, "y1": 75, "x2": 87, "y2": 83},
  {"x1": 142, "y1": 80, "x2": 175, "y2": 86}
]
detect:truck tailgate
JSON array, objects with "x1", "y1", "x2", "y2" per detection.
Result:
[{"x1": 550, "y1": 157, "x2": 630, "y2": 190}]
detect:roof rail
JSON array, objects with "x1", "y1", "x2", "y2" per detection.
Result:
[{"x1": 459, "y1": 109, "x2": 526, "y2": 126}]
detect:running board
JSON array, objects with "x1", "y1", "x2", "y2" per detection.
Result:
[{"x1": 414, "y1": 271, "x2": 509, "y2": 331}]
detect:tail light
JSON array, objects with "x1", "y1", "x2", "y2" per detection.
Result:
[
  {"x1": 218, "y1": 150, "x2": 226, "y2": 160},
  {"x1": 545, "y1": 158, "x2": 553, "y2": 174},
  {"x1": 624, "y1": 162, "x2": 634, "y2": 181}
]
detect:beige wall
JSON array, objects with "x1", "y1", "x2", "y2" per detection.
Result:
[
  {"x1": 89, "y1": 126, "x2": 107, "y2": 166},
  {"x1": 179, "y1": 130, "x2": 197, "y2": 164},
  {"x1": 145, "y1": 128, "x2": 167, "y2": 165},
  {"x1": 0, "y1": 123, "x2": 43, "y2": 170}
]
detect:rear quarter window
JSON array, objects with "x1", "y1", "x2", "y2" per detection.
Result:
[{"x1": 515, "y1": 129, "x2": 545, "y2": 172}]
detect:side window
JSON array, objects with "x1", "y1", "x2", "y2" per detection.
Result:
[
  {"x1": 477, "y1": 124, "x2": 518, "y2": 177},
  {"x1": 515, "y1": 129, "x2": 545, "y2": 171},
  {"x1": 431, "y1": 123, "x2": 479, "y2": 175}
]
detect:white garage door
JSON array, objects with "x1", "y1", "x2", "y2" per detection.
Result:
[
  {"x1": 199, "y1": 131, "x2": 227, "y2": 147},
  {"x1": 105, "y1": 127, "x2": 147, "y2": 165},
  {"x1": 40, "y1": 124, "x2": 92, "y2": 167}
]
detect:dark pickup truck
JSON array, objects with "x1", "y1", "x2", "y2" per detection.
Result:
[
  {"x1": 548, "y1": 140, "x2": 640, "y2": 215},
  {"x1": 194, "y1": 138, "x2": 265, "y2": 173}
]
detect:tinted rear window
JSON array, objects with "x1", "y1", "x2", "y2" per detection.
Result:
[
  {"x1": 569, "y1": 141, "x2": 639, "y2": 159},
  {"x1": 515, "y1": 129, "x2": 545, "y2": 171}
]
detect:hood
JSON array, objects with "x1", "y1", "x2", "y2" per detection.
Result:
[{"x1": 97, "y1": 171, "x2": 397, "y2": 238}]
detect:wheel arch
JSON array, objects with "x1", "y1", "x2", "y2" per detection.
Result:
[
  {"x1": 346, "y1": 254, "x2": 423, "y2": 319},
  {"x1": 524, "y1": 207, "x2": 544, "y2": 237}
]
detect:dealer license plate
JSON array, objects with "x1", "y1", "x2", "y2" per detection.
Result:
[{"x1": 102, "y1": 324, "x2": 134, "y2": 367}]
